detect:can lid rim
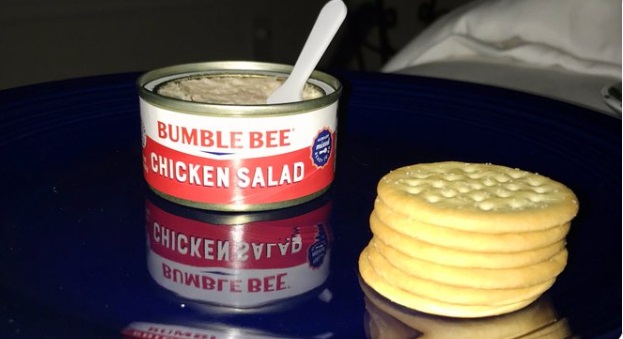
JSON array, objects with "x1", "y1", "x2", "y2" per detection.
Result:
[{"x1": 137, "y1": 61, "x2": 342, "y2": 115}]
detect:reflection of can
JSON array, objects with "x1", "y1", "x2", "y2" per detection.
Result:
[
  {"x1": 137, "y1": 61, "x2": 342, "y2": 211},
  {"x1": 122, "y1": 321, "x2": 335, "y2": 339},
  {"x1": 145, "y1": 191, "x2": 332, "y2": 310}
]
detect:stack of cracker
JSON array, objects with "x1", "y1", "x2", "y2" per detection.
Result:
[{"x1": 359, "y1": 161, "x2": 579, "y2": 318}]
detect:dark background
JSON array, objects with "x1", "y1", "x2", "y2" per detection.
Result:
[{"x1": 0, "y1": 0, "x2": 473, "y2": 90}]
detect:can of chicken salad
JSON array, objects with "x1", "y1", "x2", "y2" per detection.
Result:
[{"x1": 138, "y1": 61, "x2": 341, "y2": 211}]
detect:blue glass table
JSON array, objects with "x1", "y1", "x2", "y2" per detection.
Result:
[{"x1": 1, "y1": 70, "x2": 620, "y2": 338}]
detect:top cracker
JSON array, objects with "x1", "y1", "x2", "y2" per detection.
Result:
[{"x1": 376, "y1": 162, "x2": 579, "y2": 233}]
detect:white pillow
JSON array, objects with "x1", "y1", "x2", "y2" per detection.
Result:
[{"x1": 382, "y1": 0, "x2": 621, "y2": 79}]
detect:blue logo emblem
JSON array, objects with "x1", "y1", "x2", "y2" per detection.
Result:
[
  {"x1": 311, "y1": 129, "x2": 332, "y2": 168},
  {"x1": 308, "y1": 224, "x2": 329, "y2": 268}
]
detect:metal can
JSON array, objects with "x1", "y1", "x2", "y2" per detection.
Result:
[
  {"x1": 144, "y1": 190, "x2": 333, "y2": 311},
  {"x1": 137, "y1": 61, "x2": 342, "y2": 211}
]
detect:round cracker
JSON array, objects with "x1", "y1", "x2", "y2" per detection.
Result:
[
  {"x1": 373, "y1": 238, "x2": 567, "y2": 289},
  {"x1": 359, "y1": 250, "x2": 536, "y2": 318},
  {"x1": 370, "y1": 212, "x2": 566, "y2": 268},
  {"x1": 374, "y1": 199, "x2": 570, "y2": 253},
  {"x1": 376, "y1": 162, "x2": 579, "y2": 233},
  {"x1": 363, "y1": 244, "x2": 554, "y2": 306}
]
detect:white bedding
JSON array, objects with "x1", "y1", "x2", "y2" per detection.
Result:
[{"x1": 382, "y1": 0, "x2": 621, "y2": 116}]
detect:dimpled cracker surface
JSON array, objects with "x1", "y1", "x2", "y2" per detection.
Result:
[{"x1": 376, "y1": 162, "x2": 579, "y2": 232}]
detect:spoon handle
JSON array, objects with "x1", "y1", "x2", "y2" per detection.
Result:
[{"x1": 267, "y1": 0, "x2": 347, "y2": 104}]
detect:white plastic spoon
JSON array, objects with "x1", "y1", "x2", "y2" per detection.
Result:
[{"x1": 267, "y1": 0, "x2": 347, "y2": 104}]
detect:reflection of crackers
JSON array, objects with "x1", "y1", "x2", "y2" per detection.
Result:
[
  {"x1": 360, "y1": 278, "x2": 572, "y2": 339},
  {"x1": 363, "y1": 244, "x2": 554, "y2": 306},
  {"x1": 376, "y1": 162, "x2": 579, "y2": 233},
  {"x1": 358, "y1": 249, "x2": 535, "y2": 318},
  {"x1": 373, "y1": 198, "x2": 570, "y2": 253},
  {"x1": 370, "y1": 211, "x2": 566, "y2": 268},
  {"x1": 373, "y1": 238, "x2": 567, "y2": 289}
]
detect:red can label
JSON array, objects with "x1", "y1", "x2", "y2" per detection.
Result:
[{"x1": 140, "y1": 99, "x2": 337, "y2": 208}]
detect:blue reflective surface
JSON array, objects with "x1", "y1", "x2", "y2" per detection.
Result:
[{"x1": 0, "y1": 71, "x2": 620, "y2": 338}]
